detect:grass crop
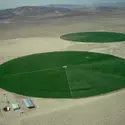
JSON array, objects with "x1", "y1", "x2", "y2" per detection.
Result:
[
  {"x1": 1, "y1": 51, "x2": 125, "y2": 98},
  {"x1": 61, "y1": 32, "x2": 125, "y2": 43}
]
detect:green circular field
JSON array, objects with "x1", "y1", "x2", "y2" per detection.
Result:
[
  {"x1": 0, "y1": 51, "x2": 125, "y2": 98},
  {"x1": 60, "y1": 32, "x2": 125, "y2": 43}
]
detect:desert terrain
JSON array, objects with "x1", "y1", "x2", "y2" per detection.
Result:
[{"x1": 0, "y1": 6, "x2": 125, "y2": 125}]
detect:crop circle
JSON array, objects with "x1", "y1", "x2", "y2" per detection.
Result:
[
  {"x1": 60, "y1": 32, "x2": 125, "y2": 43},
  {"x1": 0, "y1": 51, "x2": 125, "y2": 98}
]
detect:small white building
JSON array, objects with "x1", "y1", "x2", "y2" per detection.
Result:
[
  {"x1": 22, "y1": 98, "x2": 35, "y2": 108},
  {"x1": 12, "y1": 104, "x2": 20, "y2": 111}
]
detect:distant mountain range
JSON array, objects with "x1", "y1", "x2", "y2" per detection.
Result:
[
  {"x1": 0, "y1": 3, "x2": 125, "y2": 22},
  {"x1": 44, "y1": 4, "x2": 85, "y2": 8},
  {"x1": 0, "y1": 6, "x2": 75, "y2": 19}
]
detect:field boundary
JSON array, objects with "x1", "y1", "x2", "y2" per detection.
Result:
[
  {"x1": 2, "y1": 66, "x2": 61, "y2": 77},
  {"x1": 64, "y1": 67, "x2": 73, "y2": 98}
]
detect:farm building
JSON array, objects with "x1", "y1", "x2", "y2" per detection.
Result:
[
  {"x1": 12, "y1": 104, "x2": 20, "y2": 111},
  {"x1": 22, "y1": 98, "x2": 35, "y2": 108},
  {"x1": 3, "y1": 106, "x2": 10, "y2": 112}
]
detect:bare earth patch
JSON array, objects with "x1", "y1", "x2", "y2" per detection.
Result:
[{"x1": 0, "y1": 37, "x2": 71, "y2": 64}]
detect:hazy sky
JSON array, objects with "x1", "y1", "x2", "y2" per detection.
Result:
[{"x1": 0, "y1": 0, "x2": 124, "y2": 10}]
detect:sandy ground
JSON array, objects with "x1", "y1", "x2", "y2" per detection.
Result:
[
  {"x1": 0, "y1": 14, "x2": 125, "y2": 125},
  {"x1": 0, "y1": 36, "x2": 125, "y2": 125},
  {"x1": 0, "y1": 37, "x2": 71, "y2": 64}
]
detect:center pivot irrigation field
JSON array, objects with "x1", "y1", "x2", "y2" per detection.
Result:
[
  {"x1": 60, "y1": 32, "x2": 125, "y2": 43},
  {"x1": 1, "y1": 51, "x2": 125, "y2": 98}
]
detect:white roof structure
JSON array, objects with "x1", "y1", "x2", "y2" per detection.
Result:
[
  {"x1": 22, "y1": 98, "x2": 35, "y2": 108},
  {"x1": 12, "y1": 104, "x2": 20, "y2": 111}
]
